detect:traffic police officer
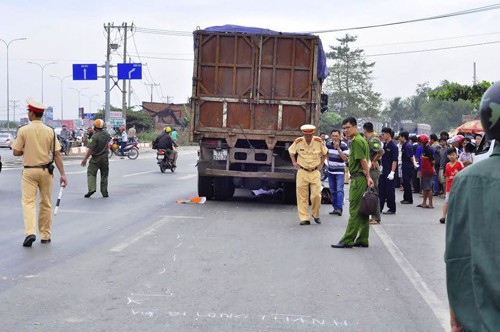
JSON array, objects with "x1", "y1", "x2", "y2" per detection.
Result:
[
  {"x1": 81, "y1": 119, "x2": 111, "y2": 198},
  {"x1": 288, "y1": 124, "x2": 328, "y2": 225},
  {"x1": 332, "y1": 117, "x2": 374, "y2": 248},
  {"x1": 12, "y1": 98, "x2": 68, "y2": 247},
  {"x1": 445, "y1": 81, "x2": 500, "y2": 330}
]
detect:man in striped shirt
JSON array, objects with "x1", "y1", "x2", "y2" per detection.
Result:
[{"x1": 326, "y1": 129, "x2": 349, "y2": 216}]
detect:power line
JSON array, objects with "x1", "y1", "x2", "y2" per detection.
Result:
[
  {"x1": 304, "y1": 4, "x2": 500, "y2": 34},
  {"x1": 359, "y1": 31, "x2": 500, "y2": 48},
  {"x1": 366, "y1": 40, "x2": 500, "y2": 57},
  {"x1": 135, "y1": 27, "x2": 191, "y2": 36}
]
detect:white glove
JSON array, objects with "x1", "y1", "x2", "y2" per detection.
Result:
[
  {"x1": 413, "y1": 161, "x2": 419, "y2": 169},
  {"x1": 387, "y1": 171, "x2": 395, "y2": 180}
]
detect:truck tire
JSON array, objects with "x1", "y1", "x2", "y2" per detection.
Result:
[
  {"x1": 213, "y1": 177, "x2": 235, "y2": 201},
  {"x1": 198, "y1": 175, "x2": 214, "y2": 200},
  {"x1": 283, "y1": 182, "x2": 297, "y2": 204}
]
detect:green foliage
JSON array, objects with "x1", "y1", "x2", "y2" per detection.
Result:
[
  {"x1": 125, "y1": 109, "x2": 154, "y2": 132},
  {"x1": 181, "y1": 104, "x2": 190, "y2": 130},
  {"x1": 429, "y1": 80, "x2": 492, "y2": 109},
  {"x1": 318, "y1": 111, "x2": 342, "y2": 134},
  {"x1": 421, "y1": 98, "x2": 473, "y2": 133},
  {"x1": 137, "y1": 131, "x2": 158, "y2": 143},
  {"x1": 381, "y1": 97, "x2": 409, "y2": 130},
  {"x1": 324, "y1": 34, "x2": 382, "y2": 119}
]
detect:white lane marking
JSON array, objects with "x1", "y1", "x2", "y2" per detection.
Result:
[
  {"x1": 110, "y1": 218, "x2": 167, "y2": 252},
  {"x1": 176, "y1": 174, "x2": 197, "y2": 180},
  {"x1": 373, "y1": 226, "x2": 448, "y2": 331},
  {"x1": 65, "y1": 170, "x2": 87, "y2": 175},
  {"x1": 110, "y1": 216, "x2": 202, "y2": 252},
  {"x1": 123, "y1": 170, "x2": 157, "y2": 178}
]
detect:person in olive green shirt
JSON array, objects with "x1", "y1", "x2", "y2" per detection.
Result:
[
  {"x1": 363, "y1": 122, "x2": 384, "y2": 224},
  {"x1": 81, "y1": 119, "x2": 111, "y2": 198},
  {"x1": 445, "y1": 82, "x2": 500, "y2": 331},
  {"x1": 332, "y1": 117, "x2": 374, "y2": 248}
]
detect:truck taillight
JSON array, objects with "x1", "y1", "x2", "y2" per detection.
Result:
[{"x1": 202, "y1": 140, "x2": 218, "y2": 149}]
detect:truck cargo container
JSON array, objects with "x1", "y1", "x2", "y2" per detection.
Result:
[{"x1": 190, "y1": 25, "x2": 328, "y2": 202}]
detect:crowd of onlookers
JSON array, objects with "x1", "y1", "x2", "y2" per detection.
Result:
[{"x1": 322, "y1": 124, "x2": 483, "y2": 225}]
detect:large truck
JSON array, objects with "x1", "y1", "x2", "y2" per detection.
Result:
[{"x1": 190, "y1": 25, "x2": 328, "y2": 202}]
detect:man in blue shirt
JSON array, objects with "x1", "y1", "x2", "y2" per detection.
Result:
[
  {"x1": 399, "y1": 131, "x2": 417, "y2": 204},
  {"x1": 379, "y1": 127, "x2": 398, "y2": 214},
  {"x1": 326, "y1": 129, "x2": 349, "y2": 216}
]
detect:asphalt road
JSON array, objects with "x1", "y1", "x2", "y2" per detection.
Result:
[{"x1": 0, "y1": 147, "x2": 449, "y2": 331}]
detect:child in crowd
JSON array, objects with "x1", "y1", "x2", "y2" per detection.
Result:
[
  {"x1": 458, "y1": 142, "x2": 475, "y2": 167},
  {"x1": 440, "y1": 148, "x2": 464, "y2": 224}
]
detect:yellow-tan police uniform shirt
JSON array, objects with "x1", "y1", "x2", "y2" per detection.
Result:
[
  {"x1": 289, "y1": 136, "x2": 328, "y2": 169},
  {"x1": 12, "y1": 120, "x2": 61, "y2": 166}
]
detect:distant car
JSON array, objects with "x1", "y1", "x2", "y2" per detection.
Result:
[
  {"x1": 473, "y1": 137, "x2": 496, "y2": 164},
  {"x1": 0, "y1": 132, "x2": 14, "y2": 149}
]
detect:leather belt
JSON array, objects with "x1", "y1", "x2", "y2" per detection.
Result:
[
  {"x1": 300, "y1": 166, "x2": 317, "y2": 172},
  {"x1": 24, "y1": 163, "x2": 51, "y2": 169}
]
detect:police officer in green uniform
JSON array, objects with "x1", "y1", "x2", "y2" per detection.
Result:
[
  {"x1": 332, "y1": 117, "x2": 374, "y2": 248},
  {"x1": 445, "y1": 82, "x2": 500, "y2": 331},
  {"x1": 363, "y1": 122, "x2": 384, "y2": 224},
  {"x1": 81, "y1": 119, "x2": 111, "y2": 198}
]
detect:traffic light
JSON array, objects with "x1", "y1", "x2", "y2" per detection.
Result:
[{"x1": 320, "y1": 93, "x2": 328, "y2": 113}]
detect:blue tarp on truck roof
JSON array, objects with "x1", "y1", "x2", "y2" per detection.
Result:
[{"x1": 195, "y1": 24, "x2": 329, "y2": 81}]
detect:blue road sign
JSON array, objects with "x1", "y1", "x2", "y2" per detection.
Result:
[
  {"x1": 73, "y1": 64, "x2": 98, "y2": 80},
  {"x1": 117, "y1": 63, "x2": 142, "y2": 80}
]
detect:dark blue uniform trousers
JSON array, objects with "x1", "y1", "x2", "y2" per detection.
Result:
[
  {"x1": 402, "y1": 167, "x2": 413, "y2": 203},
  {"x1": 379, "y1": 175, "x2": 396, "y2": 212}
]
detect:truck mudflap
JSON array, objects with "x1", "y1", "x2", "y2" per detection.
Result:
[{"x1": 204, "y1": 168, "x2": 295, "y2": 181}]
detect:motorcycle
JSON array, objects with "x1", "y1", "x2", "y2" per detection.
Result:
[
  {"x1": 320, "y1": 159, "x2": 328, "y2": 181},
  {"x1": 156, "y1": 149, "x2": 176, "y2": 173},
  {"x1": 108, "y1": 137, "x2": 139, "y2": 160},
  {"x1": 57, "y1": 134, "x2": 69, "y2": 155}
]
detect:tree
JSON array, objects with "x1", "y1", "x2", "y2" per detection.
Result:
[
  {"x1": 94, "y1": 105, "x2": 153, "y2": 132},
  {"x1": 318, "y1": 111, "x2": 342, "y2": 134},
  {"x1": 324, "y1": 34, "x2": 382, "y2": 119},
  {"x1": 381, "y1": 97, "x2": 409, "y2": 130},
  {"x1": 429, "y1": 80, "x2": 492, "y2": 110},
  {"x1": 421, "y1": 98, "x2": 473, "y2": 133}
]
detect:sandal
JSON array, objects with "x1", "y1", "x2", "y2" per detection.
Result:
[
  {"x1": 416, "y1": 204, "x2": 424, "y2": 208},
  {"x1": 422, "y1": 205, "x2": 431, "y2": 208},
  {"x1": 428, "y1": 205, "x2": 434, "y2": 208}
]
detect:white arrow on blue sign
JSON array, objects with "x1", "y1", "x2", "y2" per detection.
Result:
[
  {"x1": 117, "y1": 63, "x2": 142, "y2": 80},
  {"x1": 72, "y1": 64, "x2": 98, "y2": 80}
]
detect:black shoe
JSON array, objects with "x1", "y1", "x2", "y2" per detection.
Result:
[
  {"x1": 353, "y1": 243, "x2": 369, "y2": 248},
  {"x1": 335, "y1": 209, "x2": 343, "y2": 216},
  {"x1": 23, "y1": 234, "x2": 36, "y2": 247},
  {"x1": 331, "y1": 241, "x2": 353, "y2": 248},
  {"x1": 328, "y1": 210, "x2": 336, "y2": 215},
  {"x1": 299, "y1": 220, "x2": 310, "y2": 225},
  {"x1": 41, "y1": 239, "x2": 51, "y2": 244},
  {"x1": 84, "y1": 191, "x2": 96, "y2": 198},
  {"x1": 313, "y1": 217, "x2": 321, "y2": 224},
  {"x1": 400, "y1": 200, "x2": 412, "y2": 204},
  {"x1": 102, "y1": 193, "x2": 109, "y2": 198},
  {"x1": 382, "y1": 210, "x2": 395, "y2": 215}
]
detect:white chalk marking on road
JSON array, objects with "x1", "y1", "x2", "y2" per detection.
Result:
[
  {"x1": 158, "y1": 268, "x2": 166, "y2": 275},
  {"x1": 127, "y1": 297, "x2": 141, "y2": 305},
  {"x1": 175, "y1": 242, "x2": 183, "y2": 249},
  {"x1": 123, "y1": 170, "x2": 157, "y2": 178},
  {"x1": 167, "y1": 216, "x2": 203, "y2": 219},
  {"x1": 130, "y1": 293, "x2": 173, "y2": 297},
  {"x1": 110, "y1": 219, "x2": 167, "y2": 252},
  {"x1": 173, "y1": 254, "x2": 176, "y2": 261},
  {"x1": 176, "y1": 174, "x2": 197, "y2": 180},
  {"x1": 373, "y1": 226, "x2": 448, "y2": 331}
]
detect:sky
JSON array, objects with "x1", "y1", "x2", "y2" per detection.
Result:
[{"x1": 0, "y1": 0, "x2": 499, "y2": 122}]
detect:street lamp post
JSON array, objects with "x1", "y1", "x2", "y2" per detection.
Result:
[
  {"x1": 50, "y1": 75, "x2": 71, "y2": 120},
  {"x1": 0, "y1": 37, "x2": 27, "y2": 131},
  {"x1": 27, "y1": 61, "x2": 57, "y2": 103},
  {"x1": 81, "y1": 94, "x2": 98, "y2": 114}
]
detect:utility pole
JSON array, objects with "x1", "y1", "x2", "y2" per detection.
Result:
[
  {"x1": 104, "y1": 22, "x2": 112, "y2": 123},
  {"x1": 473, "y1": 62, "x2": 477, "y2": 85},
  {"x1": 121, "y1": 23, "x2": 133, "y2": 120},
  {"x1": 9, "y1": 99, "x2": 20, "y2": 125},
  {"x1": 145, "y1": 83, "x2": 160, "y2": 102}
]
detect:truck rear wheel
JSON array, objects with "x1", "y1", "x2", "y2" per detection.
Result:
[
  {"x1": 198, "y1": 176, "x2": 214, "y2": 199},
  {"x1": 214, "y1": 177, "x2": 235, "y2": 201}
]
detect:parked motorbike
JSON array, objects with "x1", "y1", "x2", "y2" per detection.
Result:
[
  {"x1": 156, "y1": 149, "x2": 176, "y2": 173},
  {"x1": 108, "y1": 137, "x2": 139, "y2": 159},
  {"x1": 320, "y1": 159, "x2": 328, "y2": 181}
]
